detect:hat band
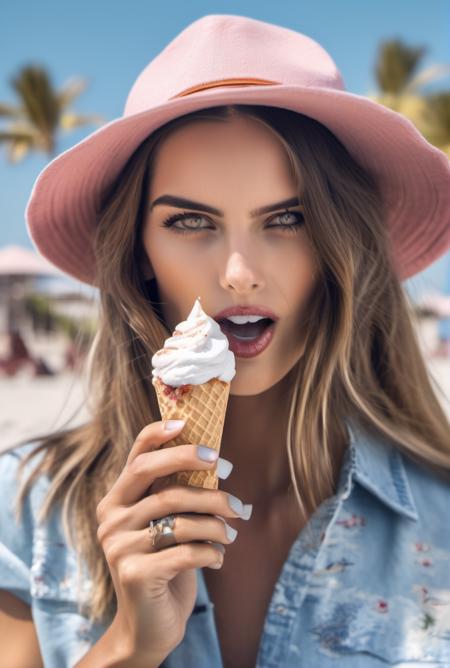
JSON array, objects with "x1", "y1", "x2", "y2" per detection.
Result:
[{"x1": 171, "y1": 77, "x2": 279, "y2": 99}]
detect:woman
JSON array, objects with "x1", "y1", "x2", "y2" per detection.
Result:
[{"x1": 1, "y1": 14, "x2": 450, "y2": 668}]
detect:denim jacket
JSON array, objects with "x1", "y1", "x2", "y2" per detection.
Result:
[{"x1": 1, "y1": 417, "x2": 450, "y2": 667}]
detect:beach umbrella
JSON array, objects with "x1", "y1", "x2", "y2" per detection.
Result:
[
  {"x1": 420, "y1": 293, "x2": 450, "y2": 318},
  {"x1": 0, "y1": 245, "x2": 63, "y2": 277},
  {"x1": 0, "y1": 245, "x2": 64, "y2": 331}
]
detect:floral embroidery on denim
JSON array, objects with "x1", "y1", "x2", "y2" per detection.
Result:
[
  {"x1": 411, "y1": 539, "x2": 449, "y2": 570},
  {"x1": 313, "y1": 557, "x2": 354, "y2": 576},
  {"x1": 335, "y1": 513, "x2": 366, "y2": 529},
  {"x1": 30, "y1": 531, "x2": 52, "y2": 598},
  {"x1": 31, "y1": 528, "x2": 79, "y2": 600},
  {"x1": 59, "y1": 575, "x2": 75, "y2": 597},
  {"x1": 374, "y1": 599, "x2": 389, "y2": 613},
  {"x1": 412, "y1": 585, "x2": 450, "y2": 640},
  {"x1": 30, "y1": 574, "x2": 52, "y2": 599},
  {"x1": 311, "y1": 586, "x2": 450, "y2": 661}
]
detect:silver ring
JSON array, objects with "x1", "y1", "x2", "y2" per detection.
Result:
[{"x1": 148, "y1": 514, "x2": 178, "y2": 550}]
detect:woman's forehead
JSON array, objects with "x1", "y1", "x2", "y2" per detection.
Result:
[
  {"x1": 156, "y1": 115, "x2": 294, "y2": 166},
  {"x1": 149, "y1": 118, "x2": 301, "y2": 200}
]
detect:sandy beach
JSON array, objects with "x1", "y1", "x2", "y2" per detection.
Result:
[
  {"x1": 0, "y1": 371, "x2": 91, "y2": 450},
  {"x1": 1, "y1": 318, "x2": 449, "y2": 453}
]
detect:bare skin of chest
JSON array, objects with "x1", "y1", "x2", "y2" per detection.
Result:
[{"x1": 203, "y1": 508, "x2": 306, "y2": 668}]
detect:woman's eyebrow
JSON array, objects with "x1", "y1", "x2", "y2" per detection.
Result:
[{"x1": 149, "y1": 194, "x2": 302, "y2": 218}]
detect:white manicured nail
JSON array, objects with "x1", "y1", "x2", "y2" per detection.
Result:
[
  {"x1": 216, "y1": 457, "x2": 233, "y2": 479},
  {"x1": 164, "y1": 419, "x2": 185, "y2": 430}
]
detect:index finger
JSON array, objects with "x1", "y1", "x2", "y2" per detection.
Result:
[
  {"x1": 107, "y1": 443, "x2": 218, "y2": 506},
  {"x1": 126, "y1": 419, "x2": 186, "y2": 467}
]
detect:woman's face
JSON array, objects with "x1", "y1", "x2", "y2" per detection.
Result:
[{"x1": 140, "y1": 114, "x2": 319, "y2": 396}]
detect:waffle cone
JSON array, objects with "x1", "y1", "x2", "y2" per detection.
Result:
[{"x1": 152, "y1": 376, "x2": 230, "y2": 489}]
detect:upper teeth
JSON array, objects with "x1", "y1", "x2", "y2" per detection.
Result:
[{"x1": 225, "y1": 315, "x2": 267, "y2": 324}]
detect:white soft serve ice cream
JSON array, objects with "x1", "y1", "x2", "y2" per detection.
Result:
[{"x1": 151, "y1": 297, "x2": 236, "y2": 386}]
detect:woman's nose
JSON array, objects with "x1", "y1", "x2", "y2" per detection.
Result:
[{"x1": 220, "y1": 252, "x2": 265, "y2": 293}]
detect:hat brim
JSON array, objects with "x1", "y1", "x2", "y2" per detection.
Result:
[{"x1": 25, "y1": 83, "x2": 450, "y2": 285}]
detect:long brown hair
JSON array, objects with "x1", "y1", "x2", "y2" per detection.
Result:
[{"x1": 9, "y1": 104, "x2": 450, "y2": 625}]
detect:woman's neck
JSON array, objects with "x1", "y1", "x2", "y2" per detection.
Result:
[
  {"x1": 219, "y1": 372, "x2": 294, "y2": 507},
  {"x1": 219, "y1": 368, "x2": 349, "y2": 510}
]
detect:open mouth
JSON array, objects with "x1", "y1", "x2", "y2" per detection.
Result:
[
  {"x1": 218, "y1": 317, "x2": 275, "y2": 340},
  {"x1": 217, "y1": 317, "x2": 277, "y2": 358}
]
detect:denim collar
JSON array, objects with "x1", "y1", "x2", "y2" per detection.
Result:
[{"x1": 343, "y1": 416, "x2": 419, "y2": 522}]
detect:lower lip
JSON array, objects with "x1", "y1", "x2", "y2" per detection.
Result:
[{"x1": 219, "y1": 321, "x2": 277, "y2": 358}]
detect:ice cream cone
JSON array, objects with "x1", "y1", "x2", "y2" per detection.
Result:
[{"x1": 152, "y1": 375, "x2": 231, "y2": 489}]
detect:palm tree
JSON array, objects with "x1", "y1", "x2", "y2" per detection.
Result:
[
  {"x1": 0, "y1": 64, "x2": 106, "y2": 163},
  {"x1": 420, "y1": 91, "x2": 450, "y2": 156},
  {"x1": 367, "y1": 39, "x2": 450, "y2": 158}
]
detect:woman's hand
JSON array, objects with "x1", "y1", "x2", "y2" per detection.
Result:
[{"x1": 95, "y1": 419, "x2": 252, "y2": 663}]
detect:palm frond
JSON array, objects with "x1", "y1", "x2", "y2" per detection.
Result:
[
  {"x1": 0, "y1": 129, "x2": 35, "y2": 143},
  {"x1": 0, "y1": 102, "x2": 24, "y2": 119},
  {"x1": 7, "y1": 139, "x2": 33, "y2": 163},
  {"x1": 60, "y1": 111, "x2": 106, "y2": 130},
  {"x1": 1, "y1": 63, "x2": 105, "y2": 163},
  {"x1": 57, "y1": 76, "x2": 89, "y2": 110},
  {"x1": 375, "y1": 39, "x2": 427, "y2": 94},
  {"x1": 10, "y1": 64, "x2": 60, "y2": 134},
  {"x1": 404, "y1": 63, "x2": 450, "y2": 94},
  {"x1": 421, "y1": 92, "x2": 450, "y2": 145}
]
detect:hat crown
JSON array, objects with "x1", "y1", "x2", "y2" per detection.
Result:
[{"x1": 124, "y1": 14, "x2": 346, "y2": 115}]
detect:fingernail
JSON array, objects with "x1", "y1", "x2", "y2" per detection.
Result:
[
  {"x1": 216, "y1": 457, "x2": 233, "y2": 479},
  {"x1": 224, "y1": 522, "x2": 238, "y2": 542},
  {"x1": 164, "y1": 419, "x2": 185, "y2": 431},
  {"x1": 228, "y1": 497, "x2": 252, "y2": 520},
  {"x1": 216, "y1": 516, "x2": 238, "y2": 542},
  {"x1": 197, "y1": 445, "x2": 219, "y2": 462},
  {"x1": 209, "y1": 542, "x2": 225, "y2": 569},
  {"x1": 228, "y1": 494, "x2": 244, "y2": 516}
]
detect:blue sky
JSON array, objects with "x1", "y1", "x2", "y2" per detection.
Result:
[{"x1": 1, "y1": 0, "x2": 450, "y2": 300}]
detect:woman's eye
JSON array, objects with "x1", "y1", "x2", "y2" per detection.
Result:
[
  {"x1": 160, "y1": 209, "x2": 304, "y2": 235},
  {"x1": 270, "y1": 211, "x2": 304, "y2": 229},
  {"x1": 160, "y1": 212, "x2": 209, "y2": 234}
]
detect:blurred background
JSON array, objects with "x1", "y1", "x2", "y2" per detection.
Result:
[{"x1": 1, "y1": 0, "x2": 449, "y2": 449}]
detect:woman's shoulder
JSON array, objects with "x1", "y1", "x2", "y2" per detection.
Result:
[
  {"x1": 0, "y1": 439, "x2": 46, "y2": 505},
  {"x1": 0, "y1": 439, "x2": 86, "y2": 602},
  {"x1": 0, "y1": 440, "x2": 52, "y2": 607},
  {"x1": 0, "y1": 439, "x2": 47, "y2": 474},
  {"x1": 0, "y1": 440, "x2": 51, "y2": 524},
  {"x1": 1, "y1": 438, "x2": 44, "y2": 461},
  {"x1": 0, "y1": 441, "x2": 108, "y2": 666}
]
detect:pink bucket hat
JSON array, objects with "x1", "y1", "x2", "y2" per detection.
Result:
[{"x1": 25, "y1": 14, "x2": 450, "y2": 286}]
